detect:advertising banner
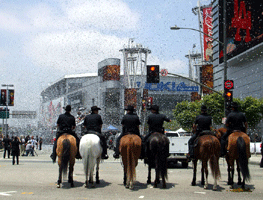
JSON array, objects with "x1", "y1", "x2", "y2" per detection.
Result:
[
  {"x1": 103, "y1": 65, "x2": 120, "y2": 81},
  {"x1": 124, "y1": 88, "x2": 137, "y2": 108},
  {"x1": 203, "y1": 7, "x2": 213, "y2": 62},
  {"x1": 219, "y1": 1, "x2": 263, "y2": 63},
  {"x1": 201, "y1": 64, "x2": 213, "y2": 95}
]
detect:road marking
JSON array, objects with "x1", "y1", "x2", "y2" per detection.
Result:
[
  {"x1": 0, "y1": 191, "x2": 17, "y2": 196},
  {"x1": 139, "y1": 196, "x2": 144, "y2": 198},
  {"x1": 21, "y1": 192, "x2": 33, "y2": 194},
  {"x1": 194, "y1": 192, "x2": 206, "y2": 195}
]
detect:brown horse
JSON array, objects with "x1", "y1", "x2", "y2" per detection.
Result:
[
  {"x1": 226, "y1": 131, "x2": 250, "y2": 189},
  {"x1": 191, "y1": 132, "x2": 221, "y2": 190},
  {"x1": 56, "y1": 134, "x2": 77, "y2": 188},
  {"x1": 120, "y1": 134, "x2": 141, "y2": 189},
  {"x1": 146, "y1": 132, "x2": 169, "y2": 188}
]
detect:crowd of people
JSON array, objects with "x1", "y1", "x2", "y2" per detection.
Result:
[{"x1": 1, "y1": 134, "x2": 43, "y2": 165}]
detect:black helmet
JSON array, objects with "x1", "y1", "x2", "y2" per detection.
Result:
[{"x1": 201, "y1": 105, "x2": 207, "y2": 111}]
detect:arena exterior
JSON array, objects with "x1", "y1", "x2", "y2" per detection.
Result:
[{"x1": 40, "y1": 58, "x2": 199, "y2": 135}]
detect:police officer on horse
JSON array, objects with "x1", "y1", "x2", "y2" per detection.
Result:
[
  {"x1": 113, "y1": 105, "x2": 141, "y2": 159},
  {"x1": 188, "y1": 105, "x2": 212, "y2": 159},
  {"x1": 50, "y1": 105, "x2": 81, "y2": 163},
  {"x1": 83, "y1": 106, "x2": 108, "y2": 159},
  {"x1": 143, "y1": 105, "x2": 171, "y2": 159},
  {"x1": 220, "y1": 101, "x2": 247, "y2": 156}
]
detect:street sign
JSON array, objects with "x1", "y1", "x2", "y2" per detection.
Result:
[
  {"x1": 224, "y1": 80, "x2": 234, "y2": 90},
  {"x1": 160, "y1": 69, "x2": 168, "y2": 76}
]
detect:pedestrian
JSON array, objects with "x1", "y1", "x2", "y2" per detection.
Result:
[
  {"x1": 83, "y1": 106, "x2": 108, "y2": 159},
  {"x1": 24, "y1": 141, "x2": 34, "y2": 156},
  {"x1": 113, "y1": 105, "x2": 142, "y2": 159},
  {"x1": 20, "y1": 135, "x2": 26, "y2": 155},
  {"x1": 50, "y1": 105, "x2": 81, "y2": 163},
  {"x1": 39, "y1": 137, "x2": 43, "y2": 150},
  {"x1": 188, "y1": 105, "x2": 212, "y2": 159},
  {"x1": 220, "y1": 102, "x2": 247, "y2": 157},
  {"x1": 36, "y1": 136, "x2": 39, "y2": 150},
  {"x1": 2, "y1": 135, "x2": 11, "y2": 159},
  {"x1": 143, "y1": 105, "x2": 171, "y2": 159},
  {"x1": 11, "y1": 136, "x2": 21, "y2": 165}
]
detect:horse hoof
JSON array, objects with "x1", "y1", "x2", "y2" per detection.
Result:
[
  {"x1": 153, "y1": 184, "x2": 157, "y2": 188},
  {"x1": 237, "y1": 181, "x2": 242, "y2": 185},
  {"x1": 125, "y1": 185, "x2": 129, "y2": 189},
  {"x1": 91, "y1": 184, "x2": 95, "y2": 188},
  {"x1": 191, "y1": 182, "x2": 196, "y2": 186},
  {"x1": 71, "y1": 183, "x2": 74, "y2": 187},
  {"x1": 230, "y1": 185, "x2": 233, "y2": 189},
  {"x1": 163, "y1": 184, "x2": 166, "y2": 189},
  {"x1": 147, "y1": 180, "x2": 151, "y2": 184},
  {"x1": 213, "y1": 186, "x2": 217, "y2": 191},
  {"x1": 96, "y1": 180, "x2": 100, "y2": 184},
  {"x1": 57, "y1": 184, "x2": 61, "y2": 188},
  {"x1": 129, "y1": 185, "x2": 134, "y2": 190},
  {"x1": 204, "y1": 185, "x2": 208, "y2": 189}
]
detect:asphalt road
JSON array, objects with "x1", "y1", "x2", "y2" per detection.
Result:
[{"x1": 0, "y1": 145, "x2": 263, "y2": 200}]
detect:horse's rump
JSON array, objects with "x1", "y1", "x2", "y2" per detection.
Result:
[
  {"x1": 195, "y1": 135, "x2": 221, "y2": 159},
  {"x1": 120, "y1": 134, "x2": 142, "y2": 183},
  {"x1": 120, "y1": 134, "x2": 141, "y2": 161},
  {"x1": 56, "y1": 134, "x2": 77, "y2": 158},
  {"x1": 227, "y1": 131, "x2": 250, "y2": 159}
]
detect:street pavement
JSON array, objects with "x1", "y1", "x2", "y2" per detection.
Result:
[{"x1": 0, "y1": 145, "x2": 263, "y2": 200}]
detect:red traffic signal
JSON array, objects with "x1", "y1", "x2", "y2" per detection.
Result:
[{"x1": 147, "y1": 65, "x2": 159, "y2": 83}]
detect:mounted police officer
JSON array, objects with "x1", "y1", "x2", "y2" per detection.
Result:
[
  {"x1": 220, "y1": 102, "x2": 247, "y2": 156},
  {"x1": 50, "y1": 105, "x2": 81, "y2": 163},
  {"x1": 113, "y1": 105, "x2": 141, "y2": 159},
  {"x1": 188, "y1": 105, "x2": 212, "y2": 159},
  {"x1": 83, "y1": 106, "x2": 108, "y2": 159},
  {"x1": 143, "y1": 105, "x2": 171, "y2": 158}
]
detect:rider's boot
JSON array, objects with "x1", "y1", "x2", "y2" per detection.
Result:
[
  {"x1": 113, "y1": 138, "x2": 120, "y2": 159},
  {"x1": 101, "y1": 139, "x2": 108, "y2": 160},
  {"x1": 188, "y1": 145, "x2": 194, "y2": 159},
  {"x1": 75, "y1": 138, "x2": 82, "y2": 159},
  {"x1": 50, "y1": 141, "x2": 57, "y2": 163},
  {"x1": 220, "y1": 139, "x2": 226, "y2": 157}
]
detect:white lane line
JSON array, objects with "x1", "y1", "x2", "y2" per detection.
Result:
[
  {"x1": 194, "y1": 192, "x2": 206, "y2": 194},
  {"x1": 0, "y1": 191, "x2": 17, "y2": 196}
]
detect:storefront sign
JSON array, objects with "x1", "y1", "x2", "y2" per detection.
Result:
[{"x1": 136, "y1": 82, "x2": 199, "y2": 92}]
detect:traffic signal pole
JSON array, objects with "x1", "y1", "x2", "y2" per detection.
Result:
[{"x1": 168, "y1": 72, "x2": 223, "y2": 96}]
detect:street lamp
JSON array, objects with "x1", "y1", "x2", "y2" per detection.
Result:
[
  {"x1": 170, "y1": 24, "x2": 229, "y2": 116},
  {"x1": 1, "y1": 84, "x2": 14, "y2": 136}
]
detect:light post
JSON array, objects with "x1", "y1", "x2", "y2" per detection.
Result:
[
  {"x1": 1, "y1": 84, "x2": 14, "y2": 136},
  {"x1": 170, "y1": 24, "x2": 228, "y2": 116}
]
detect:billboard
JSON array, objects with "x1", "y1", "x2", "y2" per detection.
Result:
[
  {"x1": 219, "y1": 0, "x2": 263, "y2": 63},
  {"x1": 124, "y1": 88, "x2": 137, "y2": 108},
  {"x1": 201, "y1": 64, "x2": 213, "y2": 95},
  {"x1": 203, "y1": 7, "x2": 213, "y2": 62},
  {"x1": 98, "y1": 65, "x2": 120, "y2": 81}
]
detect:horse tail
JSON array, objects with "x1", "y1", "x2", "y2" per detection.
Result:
[
  {"x1": 209, "y1": 137, "x2": 221, "y2": 180},
  {"x1": 237, "y1": 136, "x2": 250, "y2": 181},
  {"x1": 62, "y1": 139, "x2": 70, "y2": 177},
  {"x1": 156, "y1": 137, "x2": 168, "y2": 181},
  {"x1": 126, "y1": 137, "x2": 136, "y2": 183}
]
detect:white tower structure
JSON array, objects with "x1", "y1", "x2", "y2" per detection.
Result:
[{"x1": 119, "y1": 38, "x2": 151, "y2": 89}]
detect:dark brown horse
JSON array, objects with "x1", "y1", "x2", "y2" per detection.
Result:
[
  {"x1": 146, "y1": 132, "x2": 169, "y2": 188},
  {"x1": 56, "y1": 134, "x2": 77, "y2": 188},
  {"x1": 120, "y1": 134, "x2": 141, "y2": 189},
  {"x1": 226, "y1": 131, "x2": 250, "y2": 189},
  {"x1": 191, "y1": 132, "x2": 221, "y2": 190}
]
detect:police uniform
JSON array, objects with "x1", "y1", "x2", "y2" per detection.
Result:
[
  {"x1": 113, "y1": 105, "x2": 141, "y2": 159},
  {"x1": 188, "y1": 105, "x2": 212, "y2": 158},
  {"x1": 144, "y1": 105, "x2": 171, "y2": 159},
  {"x1": 51, "y1": 105, "x2": 81, "y2": 162},
  {"x1": 221, "y1": 102, "x2": 247, "y2": 156},
  {"x1": 83, "y1": 106, "x2": 108, "y2": 159}
]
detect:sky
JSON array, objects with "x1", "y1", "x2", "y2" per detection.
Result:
[{"x1": 0, "y1": 0, "x2": 211, "y2": 115}]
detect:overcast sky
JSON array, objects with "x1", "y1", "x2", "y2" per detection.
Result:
[{"x1": 0, "y1": 0, "x2": 211, "y2": 114}]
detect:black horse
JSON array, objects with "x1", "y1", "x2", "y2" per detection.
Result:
[{"x1": 145, "y1": 132, "x2": 169, "y2": 188}]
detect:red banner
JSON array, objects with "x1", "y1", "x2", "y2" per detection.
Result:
[{"x1": 203, "y1": 7, "x2": 213, "y2": 62}]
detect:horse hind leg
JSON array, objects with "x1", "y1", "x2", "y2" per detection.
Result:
[
  {"x1": 68, "y1": 163, "x2": 74, "y2": 187},
  {"x1": 147, "y1": 165, "x2": 151, "y2": 184},
  {"x1": 57, "y1": 166, "x2": 62, "y2": 188},
  {"x1": 236, "y1": 160, "x2": 242, "y2": 185},
  {"x1": 203, "y1": 162, "x2": 209, "y2": 189},
  {"x1": 96, "y1": 158, "x2": 100, "y2": 184},
  {"x1": 191, "y1": 159, "x2": 197, "y2": 186}
]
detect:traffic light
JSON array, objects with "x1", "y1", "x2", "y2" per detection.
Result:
[
  {"x1": 147, "y1": 65, "x2": 159, "y2": 83},
  {"x1": 224, "y1": 80, "x2": 234, "y2": 117},
  {"x1": 146, "y1": 97, "x2": 153, "y2": 109}
]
